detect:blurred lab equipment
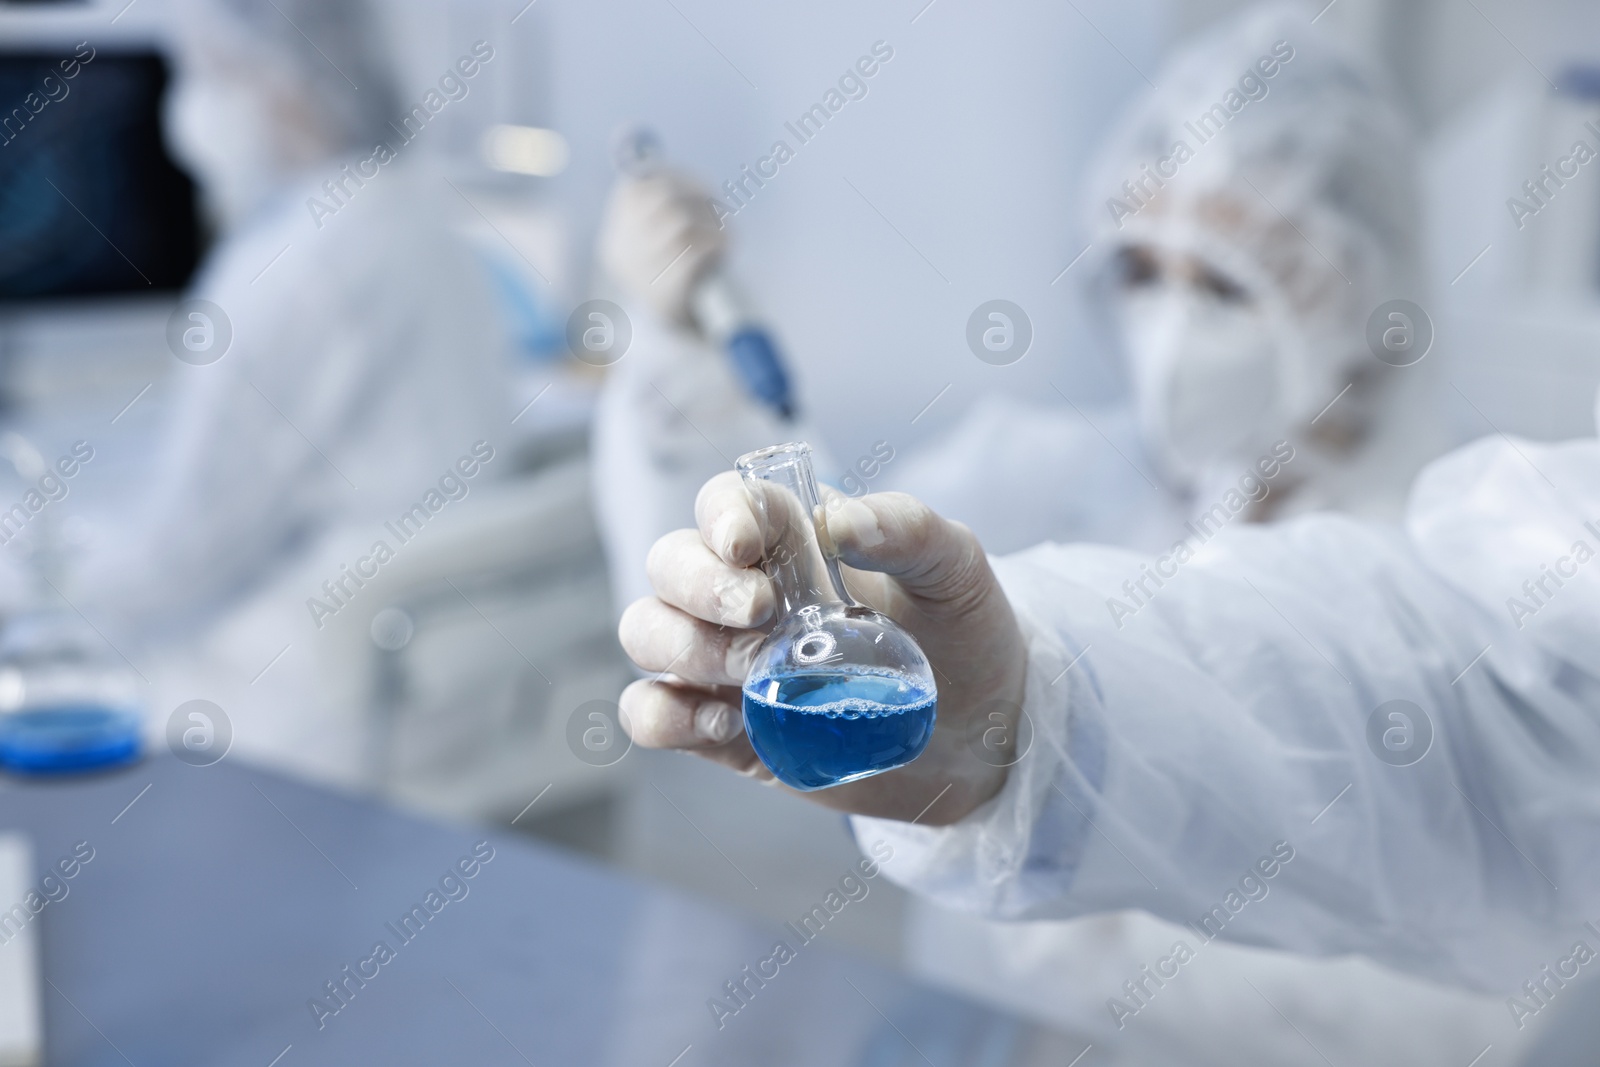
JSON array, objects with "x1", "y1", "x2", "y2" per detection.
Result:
[
  {"x1": 0, "y1": 834, "x2": 40, "y2": 1067},
  {"x1": 0, "y1": 18, "x2": 205, "y2": 476},
  {"x1": 0, "y1": 599, "x2": 143, "y2": 776},
  {"x1": 1431, "y1": 63, "x2": 1600, "y2": 306},
  {"x1": 0, "y1": 46, "x2": 200, "y2": 301},
  {"x1": 0, "y1": 705, "x2": 140, "y2": 775},
  {"x1": 736, "y1": 443, "x2": 935, "y2": 790},
  {"x1": 1419, "y1": 60, "x2": 1600, "y2": 450},
  {"x1": 0, "y1": 434, "x2": 141, "y2": 776}
]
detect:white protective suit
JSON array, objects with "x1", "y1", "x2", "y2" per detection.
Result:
[
  {"x1": 71, "y1": 0, "x2": 507, "y2": 629},
  {"x1": 855, "y1": 400, "x2": 1600, "y2": 1063},
  {"x1": 76, "y1": 170, "x2": 507, "y2": 635},
  {"x1": 876, "y1": 13, "x2": 1510, "y2": 1063},
  {"x1": 61, "y1": 0, "x2": 509, "y2": 782}
]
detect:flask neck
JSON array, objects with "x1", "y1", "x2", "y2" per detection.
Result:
[
  {"x1": 766, "y1": 517, "x2": 849, "y2": 617},
  {"x1": 736, "y1": 443, "x2": 854, "y2": 617}
]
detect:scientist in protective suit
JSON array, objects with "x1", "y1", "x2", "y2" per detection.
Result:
[
  {"x1": 67, "y1": 0, "x2": 511, "y2": 782},
  {"x1": 888, "y1": 2, "x2": 1446, "y2": 554},
  {"x1": 594, "y1": 6, "x2": 1528, "y2": 1063}
]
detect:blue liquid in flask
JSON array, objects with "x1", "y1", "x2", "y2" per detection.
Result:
[
  {"x1": 736, "y1": 441, "x2": 939, "y2": 791},
  {"x1": 743, "y1": 667, "x2": 937, "y2": 791}
]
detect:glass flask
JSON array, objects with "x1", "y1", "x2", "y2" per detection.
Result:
[
  {"x1": 0, "y1": 608, "x2": 144, "y2": 773},
  {"x1": 736, "y1": 442, "x2": 936, "y2": 790},
  {"x1": 0, "y1": 435, "x2": 143, "y2": 774}
]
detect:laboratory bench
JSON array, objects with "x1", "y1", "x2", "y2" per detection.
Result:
[{"x1": 0, "y1": 754, "x2": 1088, "y2": 1066}]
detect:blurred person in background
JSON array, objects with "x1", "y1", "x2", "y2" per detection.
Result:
[
  {"x1": 59, "y1": 0, "x2": 511, "y2": 782},
  {"x1": 893, "y1": 2, "x2": 1445, "y2": 553},
  {"x1": 593, "y1": 6, "x2": 1504, "y2": 1063},
  {"x1": 593, "y1": 3, "x2": 1446, "y2": 579}
]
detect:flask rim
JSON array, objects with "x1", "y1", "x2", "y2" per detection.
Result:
[{"x1": 735, "y1": 441, "x2": 811, "y2": 476}]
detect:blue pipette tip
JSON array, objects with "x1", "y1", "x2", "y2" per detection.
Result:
[
  {"x1": 613, "y1": 124, "x2": 661, "y2": 176},
  {"x1": 727, "y1": 327, "x2": 796, "y2": 420},
  {"x1": 0, "y1": 706, "x2": 143, "y2": 775}
]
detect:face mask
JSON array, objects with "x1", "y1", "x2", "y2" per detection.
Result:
[
  {"x1": 167, "y1": 60, "x2": 323, "y2": 231},
  {"x1": 1118, "y1": 283, "x2": 1286, "y2": 488},
  {"x1": 165, "y1": 69, "x2": 295, "y2": 231}
]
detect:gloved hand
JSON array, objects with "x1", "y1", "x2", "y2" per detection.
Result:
[
  {"x1": 617, "y1": 472, "x2": 1028, "y2": 826},
  {"x1": 599, "y1": 169, "x2": 727, "y2": 330}
]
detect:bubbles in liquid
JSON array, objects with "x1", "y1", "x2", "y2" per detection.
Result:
[{"x1": 742, "y1": 666, "x2": 937, "y2": 791}]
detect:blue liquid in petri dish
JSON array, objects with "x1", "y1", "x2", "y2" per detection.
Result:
[
  {"x1": 742, "y1": 667, "x2": 937, "y2": 791},
  {"x1": 0, "y1": 705, "x2": 142, "y2": 775}
]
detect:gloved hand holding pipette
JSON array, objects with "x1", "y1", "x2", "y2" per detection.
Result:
[
  {"x1": 602, "y1": 127, "x2": 797, "y2": 420},
  {"x1": 599, "y1": 164, "x2": 726, "y2": 332}
]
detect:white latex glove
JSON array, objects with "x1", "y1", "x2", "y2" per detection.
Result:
[
  {"x1": 617, "y1": 472, "x2": 1028, "y2": 825},
  {"x1": 599, "y1": 169, "x2": 727, "y2": 329}
]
